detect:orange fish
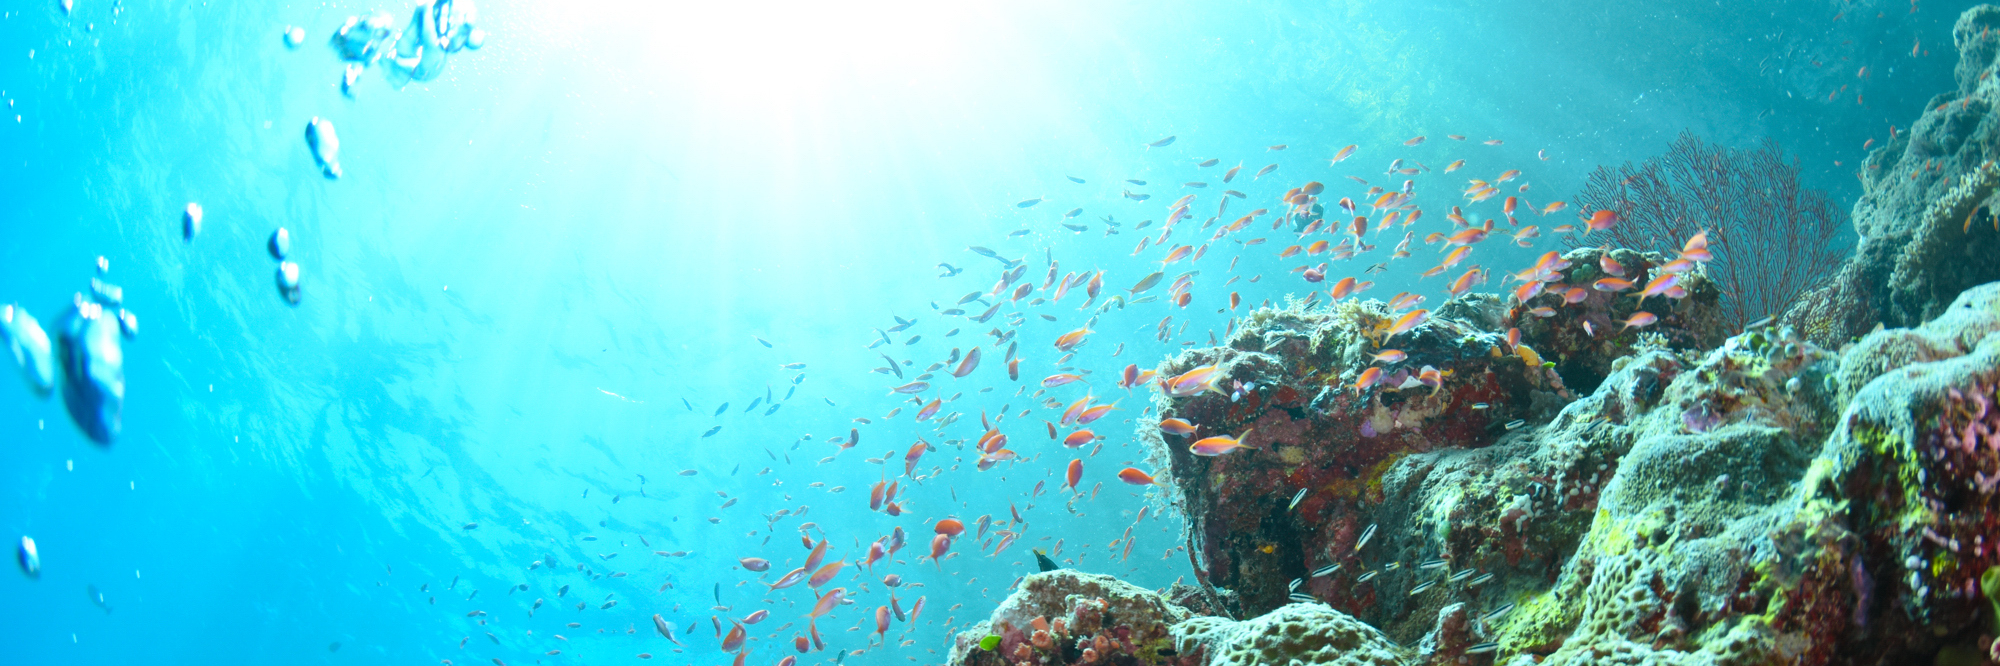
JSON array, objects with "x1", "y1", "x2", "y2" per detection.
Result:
[
  {"x1": 1384, "y1": 309, "x2": 1430, "y2": 340},
  {"x1": 935, "y1": 518, "x2": 965, "y2": 536},
  {"x1": 1582, "y1": 210, "x2": 1619, "y2": 235},
  {"x1": 1443, "y1": 228, "x2": 1489, "y2": 247},
  {"x1": 807, "y1": 561, "x2": 845, "y2": 588},
  {"x1": 1678, "y1": 230, "x2": 1713, "y2": 263},
  {"x1": 1077, "y1": 403, "x2": 1117, "y2": 424},
  {"x1": 1066, "y1": 459, "x2": 1083, "y2": 490},
  {"x1": 1306, "y1": 240, "x2": 1330, "y2": 255},
  {"x1": 1060, "y1": 396, "x2": 1092, "y2": 425},
  {"x1": 1189, "y1": 428, "x2": 1257, "y2": 456},
  {"x1": 1540, "y1": 201, "x2": 1567, "y2": 215},
  {"x1": 1117, "y1": 468, "x2": 1157, "y2": 485},
  {"x1": 1054, "y1": 327, "x2": 1092, "y2": 351},
  {"x1": 1439, "y1": 246, "x2": 1471, "y2": 269},
  {"x1": 1159, "y1": 418, "x2": 1197, "y2": 436},
  {"x1": 1405, "y1": 135, "x2": 1426, "y2": 146},
  {"x1": 1041, "y1": 373, "x2": 1083, "y2": 388},
  {"x1": 1061, "y1": 429, "x2": 1097, "y2": 448},
  {"x1": 1496, "y1": 170, "x2": 1521, "y2": 183},
  {"x1": 1353, "y1": 367, "x2": 1382, "y2": 390},
  {"x1": 1447, "y1": 266, "x2": 1487, "y2": 297},
  {"x1": 1620, "y1": 311, "x2": 1658, "y2": 331},
  {"x1": 1372, "y1": 349, "x2": 1406, "y2": 364},
  {"x1": 1279, "y1": 245, "x2": 1302, "y2": 258},
  {"x1": 1444, "y1": 159, "x2": 1465, "y2": 173},
  {"x1": 1592, "y1": 277, "x2": 1635, "y2": 292},
  {"x1": 1329, "y1": 277, "x2": 1359, "y2": 300},
  {"x1": 950, "y1": 347, "x2": 981, "y2": 378},
  {"x1": 925, "y1": 536, "x2": 950, "y2": 569},
  {"x1": 1635, "y1": 274, "x2": 1679, "y2": 305},
  {"x1": 1330, "y1": 144, "x2": 1357, "y2": 164}
]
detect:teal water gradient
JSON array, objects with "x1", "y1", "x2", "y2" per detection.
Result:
[{"x1": 0, "y1": 0, "x2": 1958, "y2": 663}]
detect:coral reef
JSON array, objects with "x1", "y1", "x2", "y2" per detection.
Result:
[
  {"x1": 947, "y1": 574, "x2": 1409, "y2": 666},
  {"x1": 1138, "y1": 276, "x2": 1725, "y2": 628},
  {"x1": 941, "y1": 10, "x2": 2000, "y2": 666},
  {"x1": 1507, "y1": 246, "x2": 1727, "y2": 394},
  {"x1": 946, "y1": 571, "x2": 1193, "y2": 666},
  {"x1": 1786, "y1": 5, "x2": 2000, "y2": 343},
  {"x1": 1173, "y1": 603, "x2": 1406, "y2": 666}
]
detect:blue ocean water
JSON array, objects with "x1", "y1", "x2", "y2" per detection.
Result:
[{"x1": 0, "y1": 0, "x2": 1958, "y2": 663}]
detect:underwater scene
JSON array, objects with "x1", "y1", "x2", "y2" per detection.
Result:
[{"x1": 12, "y1": 0, "x2": 2000, "y2": 664}]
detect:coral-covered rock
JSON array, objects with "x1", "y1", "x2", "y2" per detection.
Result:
[
  {"x1": 1139, "y1": 281, "x2": 2000, "y2": 663},
  {"x1": 1144, "y1": 296, "x2": 1579, "y2": 619},
  {"x1": 1787, "y1": 5, "x2": 2000, "y2": 343},
  {"x1": 1172, "y1": 603, "x2": 1407, "y2": 666},
  {"x1": 947, "y1": 570, "x2": 1194, "y2": 666},
  {"x1": 1507, "y1": 246, "x2": 1727, "y2": 395}
]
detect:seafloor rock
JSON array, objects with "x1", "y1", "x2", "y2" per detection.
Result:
[
  {"x1": 1131, "y1": 268, "x2": 2000, "y2": 666},
  {"x1": 1172, "y1": 603, "x2": 1406, "y2": 666},
  {"x1": 1787, "y1": 4, "x2": 2000, "y2": 343},
  {"x1": 945, "y1": 572, "x2": 1411, "y2": 666},
  {"x1": 946, "y1": 570, "x2": 1193, "y2": 666},
  {"x1": 1141, "y1": 282, "x2": 1722, "y2": 623}
]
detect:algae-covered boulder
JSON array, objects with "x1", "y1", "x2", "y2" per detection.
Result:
[
  {"x1": 946, "y1": 570, "x2": 1193, "y2": 666},
  {"x1": 1787, "y1": 4, "x2": 2000, "y2": 343},
  {"x1": 1172, "y1": 603, "x2": 1407, "y2": 666}
]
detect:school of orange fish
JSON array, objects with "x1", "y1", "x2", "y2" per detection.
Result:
[{"x1": 425, "y1": 132, "x2": 1718, "y2": 666}]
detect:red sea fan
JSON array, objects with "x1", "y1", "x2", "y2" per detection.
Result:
[{"x1": 1566, "y1": 131, "x2": 1850, "y2": 330}]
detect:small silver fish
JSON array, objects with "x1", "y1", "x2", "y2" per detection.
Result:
[
  {"x1": 1288, "y1": 578, "x2": 1303, "y2": 591},
  {"x1": 1504, "y1": 419, "x2": 1527, "y2": 430},
  {"x1": 1409, "y1": 580, "x2": 1437, "y2": 596},
  {"x1": 1449, "y1": 569, "x2": 1476, "y2": 583},
  {"x1": 1472, "y1": 403, "x2": 1491, "y2": 410},
  {"x1": 1288, "y1": 488, "x2": 1309, "y2": 510},
  {"x1": 1311, "y1": 564, "x2": 1341, "y2": 578},
  {"x1": 1418, "y1": 558, "x2": 1447, "y2": 570},
  {"x1": 1481, "y1": 602, "x2": 1515, "y2": 623},
  {"x1": 1287, "y1": 593, "x2": 1318, "y2": 603},
  {"x1": 1385, "y1": 561, "x2": 1402, "y2": 571},
  {"x1": 1468, "y1": 572, "x2": 1495, "y2": 587},
  {"x1": 1355, "y1": 524, "x2": 1378, "y2": 551},
  {"x1": 1356, "y1": 570, "x2": 1380, "y2": 583},
  {"x1": 1465, "y1": 642, "x2": 1499, "y2": 654}
]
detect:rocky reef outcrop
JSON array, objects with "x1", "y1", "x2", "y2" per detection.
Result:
[
  {"x1": 947, "y1": 570, "x2": 1407, "y2": 666},
  {"x1": 1787, "y1": 5, "x2": 2000, "y2": 344},
  {"x1": 940, "y1": 8, "x2": 2000, "y2": 666}
]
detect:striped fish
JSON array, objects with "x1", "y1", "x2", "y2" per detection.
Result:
[
  {"x1": 1465, "y1": 641, "x2": 1500, "y2": 654},
  {"x1": 1288, "y1": 578, "x2": 1304, "y2": 591},
  {"x1": 1418, "y1": 558, "x2": 1448, "y2": 570},
  {"x1": 1481, "y1": 602, "x2": 1515, "y2": 623},
  {"x1": 1449, "y1": 569, "x2": 1476, "y2": 583},
  {"x1": 1468, "y1": 572, "x2": 1495, "y2": 587},
  {"x1": 1355, "y1": 524, "x2": 1378, "y2": 551},
  {"x1": 1287, "y1": 593, "x2": 1319, "y2": 604},
  {"x1": 1311, "y1": 564, "x2": 1341, "y2": 578},
  {"x1": 1356, "y1": 570, "x2": 1381, "y2": 583},
  {"x1": 1408, "y1": 580, "x2": 1437, "y2": 596}
]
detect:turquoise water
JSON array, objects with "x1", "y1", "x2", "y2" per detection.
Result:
[{"x1": 0, "y1": 0, "x2": 1957, "y2": 663}]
